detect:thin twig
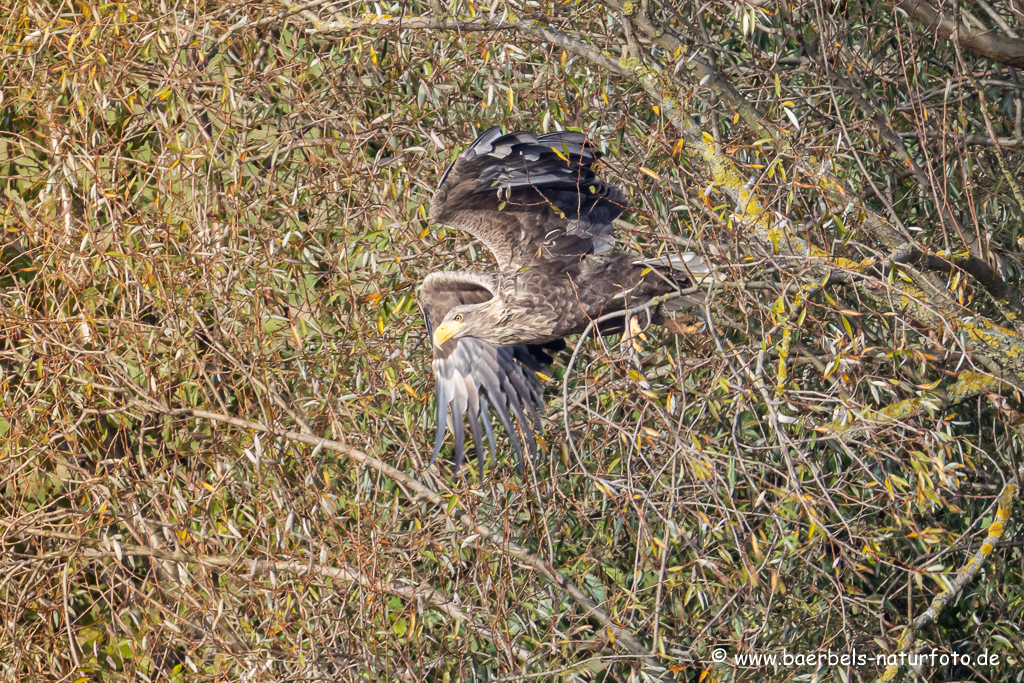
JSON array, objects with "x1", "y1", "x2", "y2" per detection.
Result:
[{"x1": 8, "y1": 532, "x2": 533, "y2": 663}]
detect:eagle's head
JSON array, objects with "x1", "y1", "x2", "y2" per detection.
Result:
[
  {"x1": 432, "y1": 304, "x2": 484, "y2": 347},
  {"x1": 433, "y1": 299, "x2": 538, "y2": 348},
  {"x1": 433, "y1": 296, "x2": 522, "y2": 347}
]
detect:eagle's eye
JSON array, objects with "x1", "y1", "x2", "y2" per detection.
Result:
[{"x1": 454, "y1": 314, "x2": 463, "y2": 322}]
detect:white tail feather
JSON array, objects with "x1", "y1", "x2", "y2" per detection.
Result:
[{"x1": 634, "y1": 252, "x2": 718, "y2": 281}]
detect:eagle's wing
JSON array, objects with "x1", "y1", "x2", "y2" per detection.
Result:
[
  {"x1": 419, "y1": 271, "x2": 562, "y2": 472},
  {"x1": 430, "y1": 127, "x2": 627, "y2": 273}
]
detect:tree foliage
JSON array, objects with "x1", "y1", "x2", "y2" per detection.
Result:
[{"x1": 1, "y1": 0, "x2": 1023, "y2": 681}]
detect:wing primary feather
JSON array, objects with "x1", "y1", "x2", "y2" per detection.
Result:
[
  {"x1": 475, "y1": 356, "x2": 528, "y2": 462},
  {"x1": 505, "y1": 362, "x2": 544, "y2": 430},
  {"x1": 466, "y1": 400, "x2": 486, "y2": 475},
  {"x1": 430, "y1": 382, "x2": 449, "y2": 466},
  {"x1": 490, "y1": 402, "x2": 526, "y2": 476},
  {"x1": 452, "y1": 405, "x2": 466, "y2": 472},
  {"x1": 500, "y1": 376, "x2": 537, "y2": 461},
  {"x1": 450, "y1": 373, "x2": 471, "y2": 472},
  {"x1": 478, "y1": 395, "x2": 498, "y2": 467},
  {"x1": 501, "y1": 370, "x2": 540, "y2": 438}
]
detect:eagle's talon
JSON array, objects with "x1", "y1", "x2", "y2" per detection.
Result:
[{"x1": 627, "y1": 316, "x2": 646, "y2": 354}]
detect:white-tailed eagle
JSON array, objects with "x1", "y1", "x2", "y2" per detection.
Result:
[{"x1": 419, "y1": 127, "x2": 711, "y2": 472}]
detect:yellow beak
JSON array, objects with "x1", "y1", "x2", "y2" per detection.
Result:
[{"x1": 433, "y1": 320, "x2": 464, "y2": 346}]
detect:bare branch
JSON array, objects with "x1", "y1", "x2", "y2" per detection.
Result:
[
  {"x1": 898, "y1": 0, "x2": 1024, "y2": 68},
  {"x1": 6, "y1": 529, "x2": 534, "y2": 664}
]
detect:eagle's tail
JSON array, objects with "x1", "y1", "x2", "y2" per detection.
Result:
[
  {"x1": 634, "y1": 252, "x2": 717, "y2": 311},
  {"x1": 634, "y1": 252, "x2": 714, "y2": 278}
]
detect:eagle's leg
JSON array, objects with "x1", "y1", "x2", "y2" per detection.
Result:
[
  {"x1": 626, "y1": 314, "x2": 646, "y2": 355},
  {"x1": 663, "y1": 312, "x2": 705, "y2": 335}
]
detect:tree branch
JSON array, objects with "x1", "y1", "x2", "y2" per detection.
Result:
[
  {"x1": 875, "y1": 470, "x2": 1020, "y2": 682},
  {"x1": 5, "y1": 529, "x2": 534, "y2": 664},
  {"x1": 826, "y1": 370, "x2": 1010, "y2": 435},
  {"x1": 897, "y1": 0, "x2": 1024, "y2": 68},
  {"x1": 305, "y1": 15, "x2": 630, "y2": 76},
  {"x1": 899, "y1": 130, "x2": 1024, "y2": 150}
]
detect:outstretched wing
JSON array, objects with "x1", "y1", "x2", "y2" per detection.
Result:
[
  {"x1": 418, "y1": 271, "x2": 563, "y2": 473},
  {"x1": 430, "y1": 127, "x2": 627, "y2": 273}
]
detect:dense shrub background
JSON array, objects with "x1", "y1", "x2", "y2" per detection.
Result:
[{"x1": 1, "y1": 0, "x2": 1022, "y2": 681}]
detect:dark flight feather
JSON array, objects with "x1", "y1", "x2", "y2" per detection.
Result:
[{"x1": 431, "y1": 129, "x2": 627, "y2": 273}]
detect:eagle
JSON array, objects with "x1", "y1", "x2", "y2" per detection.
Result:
[{"x1": 419, "y1": 127, "x2": 711, "y2": 472}]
